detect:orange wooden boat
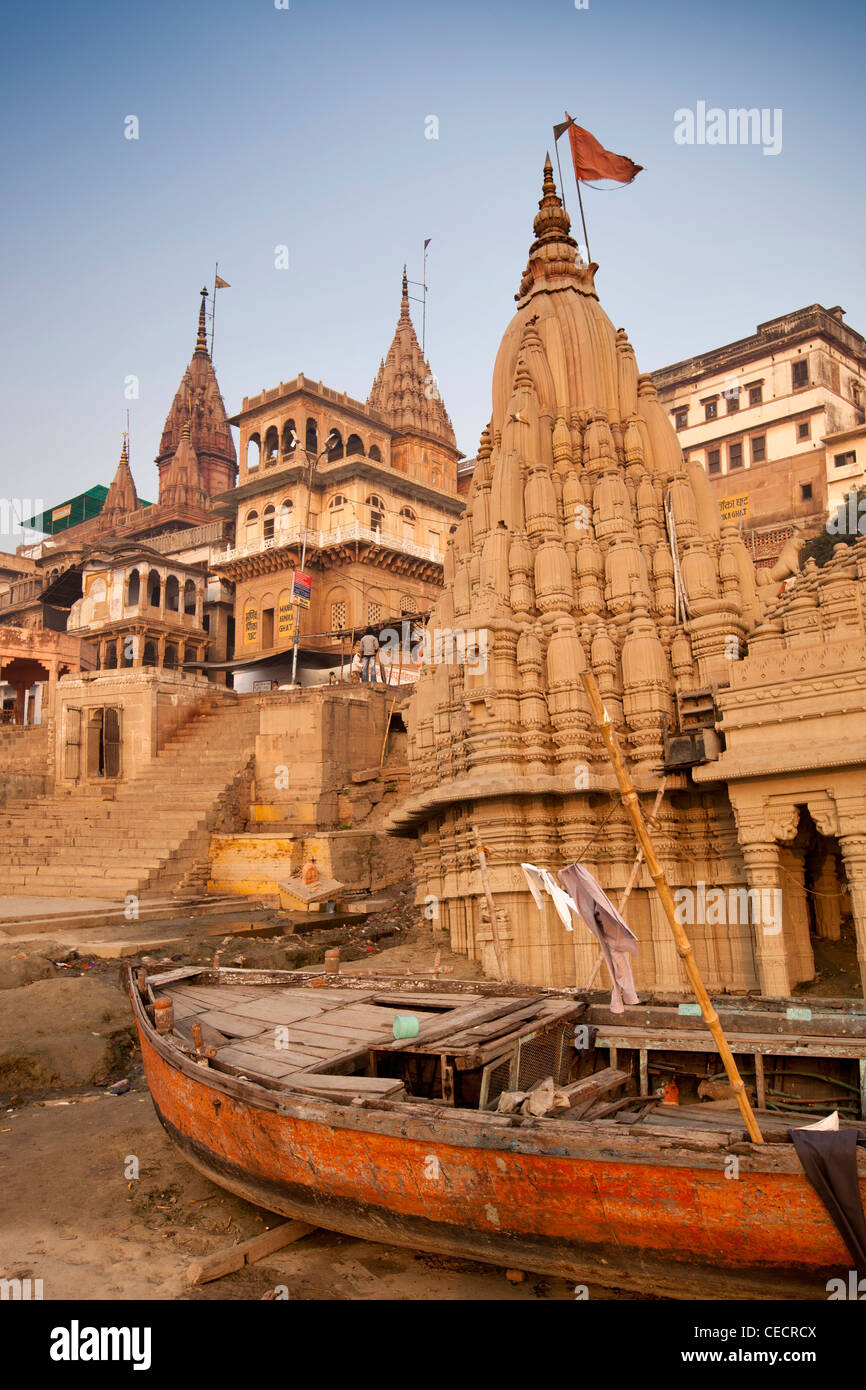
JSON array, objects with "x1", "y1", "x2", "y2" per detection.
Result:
[{"x1": 127, "y1": 965, "x2": 866, "y2": 1299}]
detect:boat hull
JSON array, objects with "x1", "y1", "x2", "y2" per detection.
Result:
[{"x1": 133, "y1": 1003, "x2": 860, "y2": 1300}]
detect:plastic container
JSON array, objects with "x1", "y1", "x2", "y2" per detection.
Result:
[{"x1": 392, "y1": 1015, "x2": 420, "y2": 1040}]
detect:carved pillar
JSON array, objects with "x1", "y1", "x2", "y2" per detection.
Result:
[
  {"x1": 739, "y1": 840, "x2": 792, "y2": 997},
  {"x1": 812, "y1": 848, "x2": 843, "y2": 940},
  {"x1": 778, "y1": 846, "x2": 815, "y2": 987},
  {"x1": 838, "y1": 834, "x2": 866, "y2": 995}
]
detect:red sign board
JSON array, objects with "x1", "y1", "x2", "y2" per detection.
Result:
[{"x1": 292, "y1": 570, "x2": 312, "y2": 608}]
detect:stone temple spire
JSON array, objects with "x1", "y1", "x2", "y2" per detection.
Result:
[
  {"x1": 367, "y1": 265, "x2": 456, "y2": 449},
  {"x1": 396, "y1": 156, "x2": 765, "y2": 994},
  {"x1": 160, "y1": 416, "x2": 205, "y2": 509},
  {"x1": 156, "y1": 288, "x2": 237, "y2": 500},
  {"x1": 97, "y1": 435, "x2": 138, "y2": 527}
]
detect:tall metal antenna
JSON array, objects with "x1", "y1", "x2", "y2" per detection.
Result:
[{"x1": 421, "y1": 238, "x2": 430, "y2": 356}]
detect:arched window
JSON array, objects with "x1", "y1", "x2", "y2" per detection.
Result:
[
  {"x1": 305, "y1": 418, "x2": 318, "y2": 455},
  {"x1": 126, "y1": 569, "x2": 140, "y2": 607},
  {"x1": 327, "y1": 429, "x2": 344, "y2": 461},
  {"x1": 183, "y1": 579, "x2": 196, "y2": 616},
  {"x1": 328, "y1": 494, "x2": 348, "y2": 509},
  {"x1": 143, "y1": 639, "x2": 158, "y2": 667},
  {"x1": 346, "y1": 433, "x2": 363, "y2": 457},
  {"x1": 400, "y1": 506, "x2": 416, "y2": 542},
  {"x1": 264, "y1": 426, "x2": 279, "y2": 464},
  {"x1": 400, "y1": 595, "x2": 418, "y2": 614},
  {"x1": 366, "y1": 494, "x2": 385, "y2": 530},
  {"x1": 263, "y1": 505, "x2": 276, "y2": 541},
  {"x1": 165, "y1": 575, "x2": 180, "y2": 612},
  {"x1": 244, "y1": 510, "x2": 259, "y2": 545},
  {"x1": 247, "y1": 433, "x2": 261, "y2": 471},
  {"x1": 148, "y1": 569, "x2": 161, "y2": 608},
  {"x1": 369, "y1": 445, "x2": 382, "y2": 462},
  {"x1": 282, "y1": 419, "x2": 297, "y2": 455},
  {"x1": 330, "y1": 598, "x2": 347, "y2": 630},
  {"x1": 278, "y1": 499, "x2": 294, "y2": 530}
]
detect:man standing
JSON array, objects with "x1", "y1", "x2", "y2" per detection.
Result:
[{"x1": 359, "y1": 627, "x2": 380, "y2": 683}]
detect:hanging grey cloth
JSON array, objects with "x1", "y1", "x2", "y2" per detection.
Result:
[{"x1": 558, "y1": 861, "x2": 639, "y2": 1014}]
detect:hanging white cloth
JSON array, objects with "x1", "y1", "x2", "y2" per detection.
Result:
[{"x1": 520, "y1": 862, "x2": 575, "y2": 931}]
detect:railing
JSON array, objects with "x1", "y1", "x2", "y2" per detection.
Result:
[
  {"x1": 0, "y1": 578, "x2": 42, "y2": 608},
  {"x1": 148, "y1": 522, "x2": 224, "y2": 553},
  {"x1": 215, "y1": 521, "x2": 442, "y2": 566}
]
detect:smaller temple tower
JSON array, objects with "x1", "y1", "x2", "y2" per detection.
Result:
[
  {"x1": 368, "y1": 267, "x2": 460, "y2": 491},
  {"x1": 156, "y1": 288, "x2": 238, "y2": 503}
]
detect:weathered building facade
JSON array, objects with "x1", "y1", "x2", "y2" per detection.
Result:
[
  {"x1": 395, "y1": 158, "x2": 866, "y2": 1001},
  {"x1": 652, "y1": 304, "x2": 866, "y2": 566},
  {"x1": 212, "y1": 270, "x2": 463, "y2": 681}
]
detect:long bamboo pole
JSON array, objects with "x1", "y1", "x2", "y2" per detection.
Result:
[
  {"x1": 473, "y1": 823, "x2": 508, "y2": 983},
  {"x1": 579, "y1": 668, "x2": 764, "y2": 1144},
  {"x1": 584, "y1": 778, "x2": 667, "y2": 989}
]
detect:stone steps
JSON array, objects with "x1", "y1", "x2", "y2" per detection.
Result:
[{"x1": 0, "y1": 698, "x2": 258, "y2": 897}]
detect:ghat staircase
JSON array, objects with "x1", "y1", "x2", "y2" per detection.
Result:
[{"x1": 0, "y1": 696, "x2": 260, "y2": 902}]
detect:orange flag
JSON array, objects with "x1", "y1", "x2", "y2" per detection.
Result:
[{"x1": 562, "y1": 114, "x2": 643, "y2": 184}]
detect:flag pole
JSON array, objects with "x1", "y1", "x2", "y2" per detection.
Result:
[
  {"x1": 558, "y1": 113, "x2": 592, "y2": 262},
  {"x1": 578, "y1": 665, "x2": 764, "y2": 1144},
  {"x1": 210, "y1": 262, "x2": 218, "y2": 357}
]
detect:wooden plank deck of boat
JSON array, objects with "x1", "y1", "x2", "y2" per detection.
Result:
[{"x1": 152, "y1": 974, "x2": 574, "y2": 1100}]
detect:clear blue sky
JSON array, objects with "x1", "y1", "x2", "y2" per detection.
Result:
[{"x1": 1, "y1": 0, "x2": 863, "y2": 545}]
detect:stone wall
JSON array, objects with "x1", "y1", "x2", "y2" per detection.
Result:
[
  {"x1": 0, "y1": 721, "x2": 55, "y2": 804},
  {"x1": 54, "y1": 668, "x2": 221, "y2": 788}
]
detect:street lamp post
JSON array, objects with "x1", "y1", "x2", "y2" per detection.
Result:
[{"x1": 289, "y1": 432, "x2": 337, "y2": 686}]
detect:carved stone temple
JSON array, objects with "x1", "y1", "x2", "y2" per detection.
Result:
[{"x1": 392, "y1": 157, "x2": 866, "y2": 1001}]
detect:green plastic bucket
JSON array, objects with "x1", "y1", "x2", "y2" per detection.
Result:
[{"x1": 392, "y1": 1015, "x2": 420, "y2": 1040}]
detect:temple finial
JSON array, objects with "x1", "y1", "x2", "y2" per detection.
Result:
[
  {"x1": 542, "y1": 152, "x2": 556, "y2": 197},
  {"x1": 400, "y1": 264, "x2": 410, "y2": 320},
  {"x1": 195, "y1": 287, "x2": 209, "y2": 355}
]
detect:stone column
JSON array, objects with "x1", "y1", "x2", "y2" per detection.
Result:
[
  {"x1": 839, "y1": 833, "x2": 866, "y2": 996},
  {"x1": 739, "y1": 840, "x2": 792, "y2": 997},
  {"x1": 812, "y1": 847, "x2": 843, "y2": 940},
  {"x1": 778, "y1": 846, "x2": 815, "y2": 987}
]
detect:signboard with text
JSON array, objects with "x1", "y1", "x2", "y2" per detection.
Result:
[
  {"x1": 719, "y1": 493, "x2": 750, "y2": 523},
  {"x1": 292, "y1": 570, "x2": 312, "y2": 608},
  {"x1": 277, "y1": 592, "x2": 296, "y2": 640}
]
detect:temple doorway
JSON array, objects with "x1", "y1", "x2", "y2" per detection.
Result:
[
  {"x1": 85, "y1": 706, "x2": 122, "y2": 780},
  {"x1": 793, "y1": 807, "x2": 859, "y2": 998}
]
